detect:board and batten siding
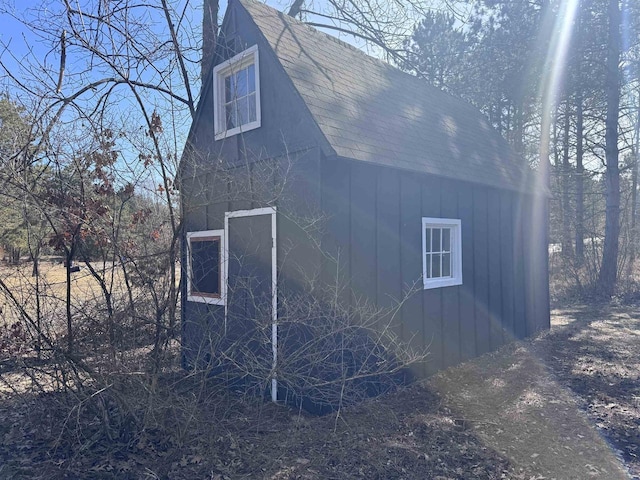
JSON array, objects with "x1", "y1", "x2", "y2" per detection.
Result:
[
  {"x1": 319, "y1": 155, "x2": 549, "y2": 376},
  {"x1": 181, "y1": 148, "x2": 324, "y2": 368}
]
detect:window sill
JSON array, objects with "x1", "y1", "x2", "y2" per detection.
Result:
[
  {"x1": 423, "y1": 277, "x2": 462, "y2": 290},
  {"x1": 214, "y1": 119, "x2": 261, "y2": 141},
  {"x1": 187, "y1": 294, "x2": 225, "y2": 305}
]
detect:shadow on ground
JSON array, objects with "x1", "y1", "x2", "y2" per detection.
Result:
[
  {"x1": 429, "y1": 303, "x2": 637, "y2": 480},
  {"x1": 532, "y1": 305, "x2": 640, "y2": 478}
]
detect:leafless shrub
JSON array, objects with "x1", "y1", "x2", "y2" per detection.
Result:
[{"x1": 183, "y1": 279, "x2": 424, "y2": 415}]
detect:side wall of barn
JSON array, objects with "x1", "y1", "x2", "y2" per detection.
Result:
[{"x1": 318, "y1": 155, "x2": 550, "y2": 376}]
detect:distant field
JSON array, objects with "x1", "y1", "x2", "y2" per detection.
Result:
[
  {"x1": 1, "y1": 259, "x2": 181, "y2": 326},
  {"x1": 0, "y1": 261, "x2": 129, "y2": 326}
]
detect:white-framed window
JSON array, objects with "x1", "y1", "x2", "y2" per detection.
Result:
[
  {"x1": 422, "y1": 218, "x2": 462, "y2": 289},
  {"x1": 186, "y1": 230, "x2": 225, "y2": 305},
  {"x1": 213, "y1": 45, "x2": 261, "y2": 140}
]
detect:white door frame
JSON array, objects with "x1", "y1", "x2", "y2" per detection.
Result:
[{"x1": 224, "y1": 207, "x2": 278, "y2": 401}]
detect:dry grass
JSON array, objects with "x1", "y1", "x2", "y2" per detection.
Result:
[
  {"x1": 0, "y1": 261, "x2": 126, "y2": 325},
  {"x1": 1, "y1": 260, "x2": 118, "y2": 292},
  {"x1": 0, "y1": 259, "x2": 177, "y2": 361}
]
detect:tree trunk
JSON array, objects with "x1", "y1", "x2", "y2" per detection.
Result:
[
  {"x1": 65, "y1": 231, "x2": 79, "y2": 354},
  {"x1": 514, "y1": 103, "x2": 524, "y2": 159},
  {"x1": 202, "y1": 0, "x2": 219, "y2": 83},
  {"x1": 10, "y1": 246, "x2": 20, "y2": 265},
  {"x1": 561, "y1": 102, "x2": 573, "y2": 259},
  {"x1": 288, "y1": 0, "x2": 305, "y2": 17},
  {"x1": 552, "y1": 104, "x2": 563, "y2": 247},
  {"x1": 597, "y1": 0, "x2": 621, "y2": 297},
  {"x1": 628, "y1": 96, "x2": 640, "y2": 277},
  {"x1": 66, "y1": 246, "x2": 74, "y2": 354},
  {"x1": 575, "y1": 94, "x2": 585, "y2": 265}
]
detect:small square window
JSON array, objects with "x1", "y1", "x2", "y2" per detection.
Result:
[
  {"x1": 187, "y1": 230, "x2": 225, "y2": 304},
  {"x1": 213, "y1": 45, "x2": 260, "y2": 140},
  {"x1": 422, "y1": 218, "x2": 462, "y2": 289}
]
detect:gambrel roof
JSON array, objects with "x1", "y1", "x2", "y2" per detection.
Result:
[{"x1": 222, "y1": 0, "x2": 536, "y2": 192}]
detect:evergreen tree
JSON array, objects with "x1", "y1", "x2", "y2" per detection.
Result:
[{"x1": 404, "y1": 11, "x2": 468, "y2": 94}]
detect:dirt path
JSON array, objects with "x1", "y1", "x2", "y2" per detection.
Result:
[
  {"x1": 430, "y1": 304, "x2": 638, "y2": 479},
  {"x1": 533, "y1": 305, "x2": 640, "y2": 478}
]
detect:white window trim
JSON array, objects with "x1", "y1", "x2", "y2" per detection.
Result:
[
  {"x1": 186, "y1": 229, "x2": 226, "y2": 305},
  {"x1": 213, "y1": 45, "x2": 261, "y2": 140},
  {"x1": 422, "y1": 217, "x2": 462, "y2": 290}
]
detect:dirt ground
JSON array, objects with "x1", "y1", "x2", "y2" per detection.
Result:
[
  {"x1": 430, "y1": 305, "x2": 635, "y2": 479},
  {"x1": 533, "y1": 305, "x2": 640, "y2": 478},
  {"x1": 0, "y1": 304, "x2": 638, "y2": 479}
]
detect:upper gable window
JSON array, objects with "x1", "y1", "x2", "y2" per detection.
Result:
[{"x1": 213, "y1": 45, "x2": 261, "y2": 140}]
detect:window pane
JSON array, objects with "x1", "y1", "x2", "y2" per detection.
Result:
[
  {"x1": 226, "y1": 102, "x2": 237, "y2": 129},
  {"x1": 230, "y1": 74, "x2": 238, "y2": 99},
  {"x1": 225, "y1": 76, "x2": 232, "y2": 102},
  {"x1": 248, "y1": 93, "x2": 257, "y2": 122},
  {"x1": 442, "y1": 253, "x2": 451, "y2": 277},
  {"x1": 191, "y1": 239, "x2": 220, "y2": 295},
  {"x1": 216, "y1": 51, "x2": 259, "y2": 138},
  {"x1": 432, "y1": 228, "x2": 441, "y2": 252},
  {"x1": 248, "y1": 64, "x2": 256, "y2": 93},
  {"x1": 425, "y1": 228, "x2": 431, "y2": 253},
  {"x1": 442, "y1": 228, "x2": 450, "y2": 252},
  {"x1": 432, "y1": 253, "x2": 441, "y2": 278},
  {"x1": 237, "y1": 97, "x2": 249, "y2": 125},
  {"x1": 236, "y1": 67, "x2": 248, "y2": 97},
  {"x1": 426, "y1": 254, "x2": 432, "y2": 278}
]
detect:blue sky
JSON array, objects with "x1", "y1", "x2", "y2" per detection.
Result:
[
  {"x1": 1, "y1": 0, "x2": 45, "y2": 77},
  {"x1": 0, "y1": 0, "x2": 311, "y2": 96}
]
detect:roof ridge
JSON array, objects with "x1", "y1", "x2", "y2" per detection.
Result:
[
  {"x1": 238, "y1": 0, "x2": 404, "y2": 77},
  {"x1": 237, "y1": 0, "x2": 486, "y2": 117}
]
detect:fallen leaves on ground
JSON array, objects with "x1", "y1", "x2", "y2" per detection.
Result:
[{"x1": 0, "y1": 303, "x2": 638, "y2": 479}]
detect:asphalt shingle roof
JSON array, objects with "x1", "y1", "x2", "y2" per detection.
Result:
[{"x1": 238, "y1": 0, "x2": 535, "y2": 192}]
